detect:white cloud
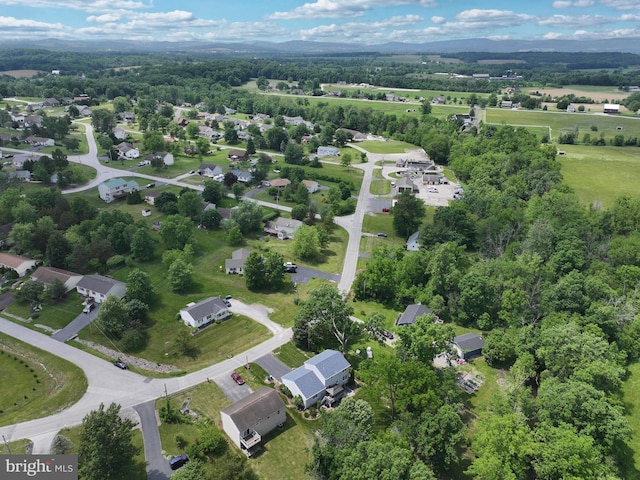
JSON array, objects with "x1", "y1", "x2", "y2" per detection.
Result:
[
  {"x1": 543, "y1": 31, "x2": 564, "y2": 38},
  {"x1": 297, "y1": 15, "x2": 423, "y2": 42},
  {"x1": 268, "y1": 0, "x2": 436, "y2": 20},
  {"x1": 538, "y1": 14, "x2": 613, "y2": 27},
  {"x1": 599, "y1": 0, "x2": 640, "y2": 10},
  {"x1": 553, "y1": 0, "x2": 594, "y2": 7},
  {"x1": 431, "y1": 16, "x2": 445, "y2": 24},
  {"x1": 0, "y1": 0, "x2": 151, "y2": 12},
  {"x1": 0, "y1": 16, "x2": 69, "y2": 39}
]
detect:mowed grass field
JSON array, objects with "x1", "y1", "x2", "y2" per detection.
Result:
[
  {"x1": 557, "y1": 145, "x2": 640, "y2": 208},
  {"x1": 0, "y1": 332, "x2": 87, "y2": 427},
  {"x1": 486, "y1": 108, "x2": 640, "y2": 142}
]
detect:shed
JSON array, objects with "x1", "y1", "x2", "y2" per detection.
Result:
[{"x1": 453, "y1": 333, "x2": 485, "y2": 360}]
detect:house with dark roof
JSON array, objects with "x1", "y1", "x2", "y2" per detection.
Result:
[
  {"x1": 75, "y1": 275, "x2": 126, "y2": 303},
  {"x1": 179, "y1": 297, "x2": 231, "y2": 329},
  {"x1": 453, "y1": 333, "x2": 485, "y2": 360},
  {"x1": 221, "y1": 387, "x2": 286, "y2": 457},
  {"x1": 198, "y1": 163, "x2": 223, "y2": 178},
  {"x1": 396, "y1": 176, "x2": 418, "y2": 193},
  {"x1": 231, "y1": 170, "x2": 253, "y2": 183},
  {"x1": 0, "y1": 253, "x2": 37, "y2": 277},
  {"x1": 225, "y1": 248, "x2": 251, "y2": 274},
  {"x1": 396, "y1": 303, "x2": 434, "y2": 326},
  {"x1": 281, "y1": 350, "x2": 350, "y2": 409},
  {"x1": 227, "y1": 150, "x2": 249, "y2": 161},
  {"x1": 117, "y1": 142, "x2": 139, "y2": 159},
  {"x1": 30, "y1": 266, "x2": 82, "y2": 292}
]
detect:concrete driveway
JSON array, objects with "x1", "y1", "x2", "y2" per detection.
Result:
[
  {"x1": 51, "y1": 304, "x2": 100, "y2": 342},
  {"x1": 288, "y1": 266, "x2": 340, "y2": 285}
]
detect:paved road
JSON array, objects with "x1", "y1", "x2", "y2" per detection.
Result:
[
  {"x1": 134, "y1": 401, "x2": 173, "y2": 480},
  {"x1": 51, "y1": 305, "x2": 100, "y2": 342}
]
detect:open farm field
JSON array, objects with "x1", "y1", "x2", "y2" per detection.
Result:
[
  {"x1": 357, "y1": 139, "x2": 420, "y2": 154},
  {"x1": 558, "y1": 145, "x2": 640, "y2": 207},
  {"x1": 0, "y1": 70, "x2": 43, "y2": 78},
  {"x1": 486, "y1": 108, "x2": 640, "y2": 141},
  {"x1": 523, "y1": 85, "x2": 629, "y2": 101}
]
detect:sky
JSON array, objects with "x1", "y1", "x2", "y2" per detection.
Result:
[{"x1": 0, "y1": 0, "x2": 639, "y2": 44}]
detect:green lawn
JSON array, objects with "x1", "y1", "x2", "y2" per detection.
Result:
[
  {"x1": 558, "y1": 145, "x2": 640, "y2": 207},
  {"x1": 0, "y1": 438, "x2": 31, "y2": 454},
  {"x1": 486, "y1": 108, "x2": 640, "y2": 142},
  {"x1": 357, "y1": 139, "x2": 423, "y2": 154},
  {"x1": 272, "y1": 341, "x2": 311, "y2": 368},
  {"x1": 5, "y1": 292, "x2": 85, "y2": 330},
  {"x1": 0, "y1": 332, "x2": 87, "y2": 427}
]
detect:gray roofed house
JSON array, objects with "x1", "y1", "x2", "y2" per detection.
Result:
[
  {"x1": 281, "y1": 349, "x2": 350, "y2": 409},
  {"x1": 75, "y1": 275, "x2": 126, "y2": 303},
  {"x1": 198, "y1": 163, "x2": 223, "y2": 178},
  {"x1": 396, "y1": 176, "x2": 418, "y2": 192},
  {"x1": 454, "y1": 333, "x2": 485, "y2": 360},
  {"x1": 221, "y1": 387, "x2": 286, "y2": 456},
  {"x1": 225, "y1": 248, "x2": 251, "y2": 274},
  {"x1": 179, "y1": 297, "x2": 231, "y2": 329},
  {"x1": 31, "y1": 266, "x2": 82, "y2": 292},
  {"x1": 406, "y1": 231, "x2": 421, "y2": 251},
  {"x1": 264, "y1": 217, "x2": 303, "y2": 240},
  {"x1": 396, "y1": 303, "x2": 434, "y2": 326}
]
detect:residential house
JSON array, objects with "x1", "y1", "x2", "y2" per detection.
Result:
[
  {"x1": 12, "y1": 154, "x2": 37, "y2": 169},
  {"x1": 177, "y1": 118, "x2": 189, "y2": 127},
  {"x1": 500, "y1": 100, "x2": 513, "y2": 109},
  {"x1": 42, "y1": 98, "x2": 60, "y2": 108},
  {"x1": 231, "y1": 170, "x2": 253, "y2": 183},
  {"x1": 0, "y1": 133, "x2": 19, "y2": 143},
  {"x1": 603, "y1": 104, "x2": 620, "y2": 114},
  {"x1": 406, "y1": 231, "x2": 421, "y2": 251},
  {"x1": 227, "y1": 150, "x2": 249, "y2": 161},
  {"x1": 112, "y1": 127, "x2": 127, "y2": 140},
  {"x1": 268, "y1": 178, "x2": 291, "y2": 189},
  {"x1": 225, "y1": 248, "x2": 251, "y2": 274},
  {"x1": 117, "y1": 142, "x2": 140, "y2": 159},
  {"x1": 432, "y1": 95, "x2": 446, "y2": 104},
  {"x1": 23, "y1": 115, "x2": 43, "y2": 128},
  {"x1": 221, "y1": 388, "x2": 286, "y2": 456},
  {"x1": 30, "y1": 266, "x2": 82, "y2": 293},
  {"x1": 77, "y1": 106, "x2": 92, "y2": 117},
  {"x1": 0, "y1": 253, "x2": 37, "y2": 277},
  {"x1": 264, "y1": 217, "x2": 303, "y2": 240},
  {"x1": 453, "y1": 114, "x2": 472, "y2": 126},
  {"x1": 453, "y1": 333, "x2": 485, "y2": 360},
  {"x1": 25, "y1": 136, "x2": 55, "y2": 147},
  {"x1": 98, "y1": 178, "x2": 139, "y2": 203},
  {"x1": 396, "y1": 303, "x2": 435, "y2": 327},
  {"x1": 145, "y1": 152, "x2": 174, "y2": 167},
  {"x1": 8, "y1": 170, "x2": 31, "y2": 183},
  {"x1": 566, "y1": 104, "x2": 577, "y2": 113},
  {"x1": 281, "y1": 350, "x2": 350, "y2": 409},
  {"x1": 179, "y1": 297, "x2": 231, "y2": 329},
  {"x1": 198, "y1": 163, "x2": 223, "y2": 178},
  {"x1": 120, "y1": 111, "x2": 135, "y2": 124},
  {"x1": 302, "y1": 180, "x2": 319, "y2": 193},
  {"x1": 144, "y1": 191, "x2": 160, "y2": 205},
  {"x1": 75, "y1": 275, "x2": 126, "y2": 304},
  {"x1": 317, "y1": 146, "x2": 340, "y2": 157}
]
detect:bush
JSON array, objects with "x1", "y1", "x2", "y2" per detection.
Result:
[
  {"x1": 106, "y1": 255, "x2": 126, "y2": 268},
  {"x1": 279, "y1": 384, "x2": 292, "y2": 398}
]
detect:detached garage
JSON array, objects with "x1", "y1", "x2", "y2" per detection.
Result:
[{"x1": 453, "y1": 333, "x2": 485, "y2": 360}]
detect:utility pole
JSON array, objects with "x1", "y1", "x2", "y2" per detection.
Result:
[{"x1": 2, "y1": 435, "x2": 12, "y2": 454}]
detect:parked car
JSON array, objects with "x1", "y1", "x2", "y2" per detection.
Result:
[
  {"x1": 377, "y1": 233, "x2": 388, "y2": 237},
  {"x1": 83, "y1": 303, "x2": 95, "y2": 314},
  {"x1": 225, "y1": 295, "x2": 232, "y2": 300},
  {"x1": 146, "y1": 182, "x2": 155, "y2": 188},
  {"x1": 231, "y1": 372, "x2": 245, "y2": 385},
  {"x1": 382, "y1": 207, "x2": 390, "y2": 212},
  {"x1": 113, "y1": 360, "x2": 127, "y2": 370},
  {"x1": 284, "y1": 262, "x2": 297, "y2": 273},
  {"x1": 382, "y1": 330, "x2": 394, "y2": 340},
  {"x1": 223, "y1": 300, "x2": 231, "y2": 307},
  {"x1": 189, "y1": 170, "x2": 195, "y2": 174},
  {"x1": 169, "y1": 454, "x2": 189, "y2": 470}
]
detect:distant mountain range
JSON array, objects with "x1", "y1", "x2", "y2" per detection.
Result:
[{"x1": 1, "y1": 37, "x2": 640, "y2": 55}]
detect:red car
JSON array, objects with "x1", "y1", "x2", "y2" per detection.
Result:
[
  {"x1": 382, "y1": 207, "x2": 390, "y2": 212},
  {"x1": 231, "y1": 372, "x2": 245, "y2": 385}
]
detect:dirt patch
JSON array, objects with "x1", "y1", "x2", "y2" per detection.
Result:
[{"x1": 0, "y1": 70, "x2": 44, "y2": 78}]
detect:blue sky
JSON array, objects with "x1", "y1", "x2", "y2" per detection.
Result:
[{"x1": 0, "y1": 0, "x2": 638, "y2": 43}]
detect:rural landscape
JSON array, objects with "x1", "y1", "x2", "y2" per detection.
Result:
[{"x1": 1, "y1": 24, "x2": 640, "y2": 480}]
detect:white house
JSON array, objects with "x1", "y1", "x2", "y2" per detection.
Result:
[
  {"x1": 264, "y1": 217, "x2": 303, "y2": 240},
  {"x1": 198, "y1": 163, "x2": 223, "y2": 178},
  {"x1": 117, "y1": 142, "x2": 140, "y2": 159},
  {"x1": 302, "y1": 180, "x2": 319, "y2": 193},
  {"x1": 112, "y1": 127, "x2": 127, "y2": 140},
  {"x1": 24, "y1": 136, "x2": 55, "y2": 147},
  {"x1": 0, "y1": 253, "x2": 37, "y2": 278},
  {"x1": 317, "y1": 146, "x2": 340, "y2": 157},
  {"x1": 179, "y1": 297, "x2": 231, "y2": 329},
  {"x1": 146, "y1": 152, "x2": 174, "y2": 166},
  {"x1": 225, "y1": 248, "x2": 251, "y2": 274},
  {"x1": 406, "y1": 231, "x2": 421, "y2": 251},
  {"x1": 30, "y1": 266, "x2": 82, "y2": 293},
  {"x1": 566, "y1": 104, "x2": 577, "y2": 113},
  {"x1": 221, "y1": 387, "x2": 286, "y2": 456},
  {"x1": 13, "y1": 154, "x2": 37, "y2": 169},
  {"x1": 144, "y1": 191, "x2": 160, "y2": 205},
  {"x1": 75, "y1": 275, "x2": 126, "y2": 304},
  {"x1": 98, "y1": 178, "x2": 139, "y2": 203},
  {"x1": 603, "y1": 104, "x2": 620, "y2": 114},
  {"x1": 281, "y1": 350, "x2": 350, "y2": 409}
]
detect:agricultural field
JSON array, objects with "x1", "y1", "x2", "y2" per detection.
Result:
[{"x1": 523, "y1": 85, "x2": 629, "y2": 102}]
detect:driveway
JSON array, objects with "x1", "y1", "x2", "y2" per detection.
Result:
[
  {"x1": 133, "y1": 401, "x2": 173, "y2": 480},
  {"x1": 0, "y1": 291, "x2": 15, "y2": 310},
  {"x1": 288, "y1": 266, "x2": 340, "y2": 285},
  {"x1": 254, "y1": 354, "x2": 292, "y2": 382},
  {"x1": 51, "y1": 304, "x2": 100, "y2": 342},
  {"x1": 215, "y1": 370, "x2": 253, "y2": 402}
]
